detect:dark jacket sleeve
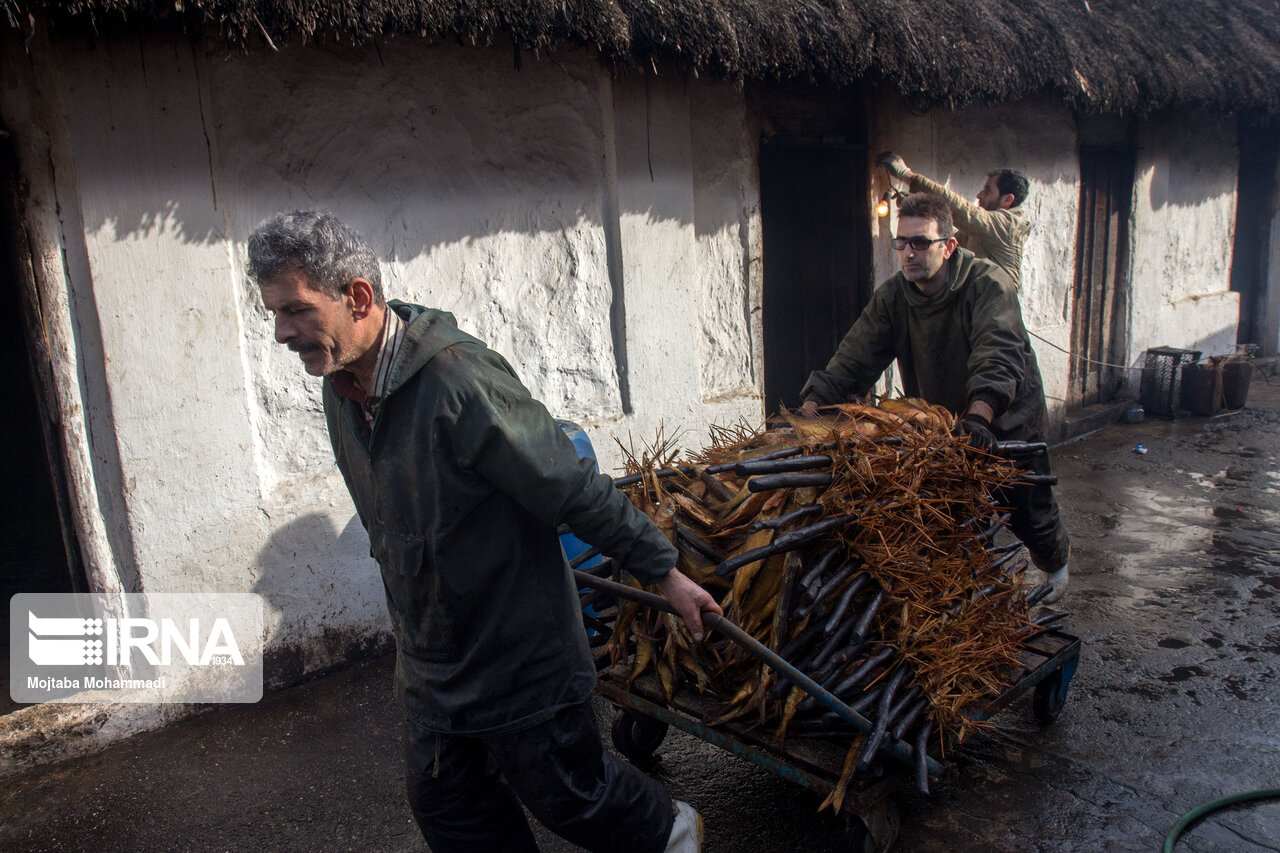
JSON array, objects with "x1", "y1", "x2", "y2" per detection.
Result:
[
  {"x1": 800, "y1": 287, "x2": 898, "y2": 404},
  {"x1": 964, "y1": 275, "x2": 1029, "y2": 417},
  {"x1": 446, "y1": 349, "x2": 677, "y2": 586}
]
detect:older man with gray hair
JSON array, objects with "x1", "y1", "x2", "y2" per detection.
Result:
[{"x1": 248, "y1": 210, "x2": 713, "y2": 853}]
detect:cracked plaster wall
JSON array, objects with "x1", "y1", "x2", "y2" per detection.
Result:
[
  {"x1": 1130, "y1": 113, "x2": 1241, "y2": 362},
  {"x1": 0, "y1": 34, "x2": 763, "y2": 704}
]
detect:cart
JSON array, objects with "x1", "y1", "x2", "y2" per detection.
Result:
[{"x1": 574, "y1": 569, "x2": 1081, "y2": 853}]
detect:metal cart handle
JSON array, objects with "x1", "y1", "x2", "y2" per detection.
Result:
[{"x1": 573, "y1": 568, "x2": 942, "y2": 776}]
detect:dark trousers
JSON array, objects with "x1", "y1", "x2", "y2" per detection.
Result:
[
  {"x1": 1000, "y1": 448, "x2": 1071, "y2": 572},
  {"x1": 404, "y1": 700, "x2": 674, "y2": 853}
]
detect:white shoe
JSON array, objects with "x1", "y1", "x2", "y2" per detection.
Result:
[
  {"x1": 665, "y1": 800, "x2": 703, "y2": 852},
  {"x1": 1040, "y1": 564, "x2": 1069, "y2": 604}
]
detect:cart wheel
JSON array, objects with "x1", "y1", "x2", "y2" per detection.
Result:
[
  {"x1": 841, "y1": 797, "x2": 899, "y2": 853},
  {"x1": 610, "y1": 710, "x2": 669, "y2": 761},
  {"x1": 843, "y1": 817, "x2": 874, "y2": 853},
  {"x1": 1033, "y1": 670, "x2": 1068, "y2": 725}
]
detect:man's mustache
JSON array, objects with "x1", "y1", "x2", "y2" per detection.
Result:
[{"x1": 287, "y1": 341, "x2": 321, "y2": 354}]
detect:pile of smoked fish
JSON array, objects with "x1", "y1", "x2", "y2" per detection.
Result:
[{"x1": 576, "y1": 399, "x2": 1060, "y2": 807}]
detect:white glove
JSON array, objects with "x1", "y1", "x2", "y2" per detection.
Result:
[{"x1": 876, "y1": 151, "x2": 911, "y2": 179}]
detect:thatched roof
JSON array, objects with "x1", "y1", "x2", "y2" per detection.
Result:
[{"x1": 9, "y1": 1, "x2": 1280, "y2": 115}]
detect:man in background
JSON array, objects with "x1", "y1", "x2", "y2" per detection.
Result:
[
  {"x1": 878, "y1": 152, "x2": 1031, "y2": 288},
  {"x1": 798, "y1": 193, "x2": 1070, "y2": 603}
]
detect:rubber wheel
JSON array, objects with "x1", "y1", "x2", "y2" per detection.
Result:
[
  {"x1": 842, "y1": 816, "x2": 874, "y2": 853},
  {"x1": 1033, "y1": 670, "x2": 1067, "y2": 725},
  {"x1": 841, "y1": 798, "x2": 899, "y2": 853},
  {"x1": 610, "y1": 710, "x2": 669, "y2": 761}
]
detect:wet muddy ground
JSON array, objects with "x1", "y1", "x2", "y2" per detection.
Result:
[{"x1": 3, "y1": 375, "x2": 1279, "y2": 852}]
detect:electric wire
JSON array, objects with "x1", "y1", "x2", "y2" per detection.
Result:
[{"x1": 1026, "y1": 329, "x2": 1139, "y2": 372}]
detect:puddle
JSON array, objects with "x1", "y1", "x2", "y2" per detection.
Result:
[
  {"x1": 1222, "y1": 675, "x2": 1253, "y2": 701},
  {"x1": 1158, "y1": 665, "x2": 1207, "y2": 683},
  {"x1": 1069, "y1": 465, "x2": 1280, "y2": 618}
]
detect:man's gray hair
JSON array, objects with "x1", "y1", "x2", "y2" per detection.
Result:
[{"x1": 247, "y1": 210, "x2": 384, "y2": 303}]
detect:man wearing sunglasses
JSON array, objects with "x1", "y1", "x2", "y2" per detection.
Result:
[
  {"x1": 797, "y1": 192, "x2": 1070, "y2": 603},
  {"x1": 876, "y1": 152, "x2": 1030, "y2": 289}
]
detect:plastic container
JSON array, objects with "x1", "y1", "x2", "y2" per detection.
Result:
[
  {"x1": 1223, "y1": 361, "x2": 1252, "y2": 409},
  {"x1": 557, "y1": 420, "x2": 607, "y2": 636},
  {"x1": 1180, "y1": 363, "x2": 1223, "y2": 416}
]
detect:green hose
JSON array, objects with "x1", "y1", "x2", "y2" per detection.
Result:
[{"x1": 1163, "y1": 788, "x2": 1280, "y2": 852}]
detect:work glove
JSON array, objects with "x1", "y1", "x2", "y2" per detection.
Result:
[
  {"x1": 876, "y1": 151, "x2": 911, "y2": 180},
  {"x1": 959, "y1": 412, "x2": 997, "y2": 453}
]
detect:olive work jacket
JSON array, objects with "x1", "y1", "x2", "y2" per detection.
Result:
[
  {"x1": 323, "y1": 301, "x2": 677, "y2": 734},
  {"x1": 800, "y1": 249, "x2": 1048, "y2": 442},
  {"x1": 910, "y1": 173, "x2": 1030, "y2": 289}
]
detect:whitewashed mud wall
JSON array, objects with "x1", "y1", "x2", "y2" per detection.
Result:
[
  {"x1": 1129, "y1": 113, "x2": 1240, "y2": 363},
  {"x1": 868, "y1": 99, "x2": 1081, "y2": 416},
  {"x1": 689, "y1": 82, "x2": 764, "y2": 404},
  {"x1": 605, "y1": 74, "x2": 763, "y2": 449},
  {"x1": 211, "y1": 41, "x2": 762, "y2": 481},
  {"x1": 0, "y1": 32, "x2": 762, "y2": 762}
]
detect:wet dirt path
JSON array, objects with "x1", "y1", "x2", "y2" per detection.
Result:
[{"x1": 886, "y1": 374, "x2": 1280, "y2": 852}]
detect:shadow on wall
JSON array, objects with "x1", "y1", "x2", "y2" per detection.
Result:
[
  {"x1": 251, "y1": 510, "x2": 391, "y2": 694},
  {"x1": 1140, "y1": 113, "x2": 1238, "y2": 212},
  {"x1": 53, "y1": 36, "x2": 748, "y2": 255},
  {"x1": 1188, "y1": 320, "x2": 1244, "y2": 359}
]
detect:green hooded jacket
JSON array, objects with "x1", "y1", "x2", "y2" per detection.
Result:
[
  {"x1": 800, "y1": 249, "x2": 1048, "y2": 441},
  {"x1": 323, "y1": 301, "x2": 677, "y2": 733}
]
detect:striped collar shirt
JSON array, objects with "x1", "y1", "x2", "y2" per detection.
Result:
[
  {"x1": 330, "y1": 306, "x2": 406, "y2": 423},
  {"x1": 363, "y1": 306, "x2": 406, "y2": 419}
]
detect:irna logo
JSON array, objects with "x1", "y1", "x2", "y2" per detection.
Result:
[
  {"x1": 11, "y1": 592, "x2": 264, "y2": 704},
  {"x1": 27, "y1": 611, "x2": 246, "y2": 667}
]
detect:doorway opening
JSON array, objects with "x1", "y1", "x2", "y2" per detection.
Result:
[
  {"x1": 760, "y1": 143, "x2": 867, "y2": 411},
  {"x1": 756, "y1": 89, "x2": 872, "y2": 413},
  {"x1": 1068, "y1": 147, "x2": 1136, "y2": 408},
  {"x1": 0, "y1": 131, "x2": 85, "y2": 714},
  {"x1": 1230, "y1": 115, "x2": 1280, "y2": 355}
]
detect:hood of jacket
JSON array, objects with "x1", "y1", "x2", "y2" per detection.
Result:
[
  {"x1": 381, "y1": 300, "x2": 485, "y2": 397},
  {"x1": 900, "y1": 247, "x2": 985, "y2": 313}
]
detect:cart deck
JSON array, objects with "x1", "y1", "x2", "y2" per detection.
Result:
[{"x1": 589, "y1": 591, "x2": 1080, "y2": 852}]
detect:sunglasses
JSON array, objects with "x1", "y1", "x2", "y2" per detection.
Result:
[{"x1": 891, "y1": 236, "x2": 950, "y2": 252}]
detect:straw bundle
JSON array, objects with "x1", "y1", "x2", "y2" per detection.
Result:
[{"x1": 596, "y1": 398, "x2": 1048, "y2": 805}]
